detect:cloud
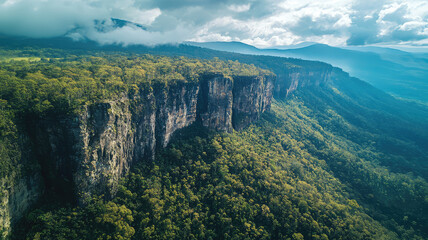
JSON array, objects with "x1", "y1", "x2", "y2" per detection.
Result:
[
  {"x1": 346, "y1": 1, "x2": 428, "y2": 45},
  {"x1": 0, "y1": 0, "x2": 185, "y2": 45},
  {"x1": 228, "y1": 4, "x2": 251, "y2": 13},
  {"x1": 0, "y1": 0, "x2": 427, "y2": 46},
  {"x1": 84, "y1": 24, "x2": 192, "y2": 46},
  {"x1": 289, "y1": 15, "x2": 347, "y2": 37},
  {"x1": 0, "y1": 0, "x2": 107, "y2": 38}
]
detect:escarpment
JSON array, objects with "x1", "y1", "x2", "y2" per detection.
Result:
[
  {"x1": 0, "y1": 149, "x2": 43, "y2": 236},
  {"x1": 1, "y1": 57, "x2": 342, "y2": 237},
  {"x1": 27, "y1": 73, "x2": 275, "y2": 205},
  {"x1": 273, "y1": 64, "x2": 341, "y2": 98}
]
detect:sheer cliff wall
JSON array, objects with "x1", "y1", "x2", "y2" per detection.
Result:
[{"x1": 1, "y1": 62, "x2": 347, "y2": 236}]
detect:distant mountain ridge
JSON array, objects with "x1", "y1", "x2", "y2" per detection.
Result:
[
  {"x1": 186, "y1": 41, "x2": 428, "y2": 103},
  {"x1": 2, "y1": 32, "x2": 427, "y2": 102},
  {"x1": 185, "y1": 41, "x2": 261, "y2": 55}
]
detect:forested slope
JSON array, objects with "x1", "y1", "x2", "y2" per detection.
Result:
[
  {"x1": 15, "y1": 74, "x2": 428, "y2": 240},
  {"x1": 0, "y1": 53, "x2": 273, "y2": 238}
]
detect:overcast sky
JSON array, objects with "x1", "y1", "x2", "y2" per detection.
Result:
[{"x1": 0, "y1": 0, "x2": 427, "y2": 47}]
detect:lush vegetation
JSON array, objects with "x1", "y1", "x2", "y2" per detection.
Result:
[
  {"x1": 1, "y1": 45, "x2": 427, "y2": 239},
  {"x1": 0, "y1": 100, "x2": 19, "y2": 179},
  {"x1": 18, "y1": 125, "x2": 394, "y2": 239},
  {"x1": 0, "y1": 53, "x2": 269, "y2": 184},
  {"x1": 17, "y1": 84, "x2": 428, "y2": 239},
  {"x1": 0, "y1": 54, "x2": 270, "y2": 116}
]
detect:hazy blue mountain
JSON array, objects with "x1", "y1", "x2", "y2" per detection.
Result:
[
  {"x1": 2, "y1": 34, "x2": 427, "y2": 102},
  {"x1": 187, "y1": 41, "x2": 428, "y2": 103},
  {"x1": 92, "y1": 18, "x2": 147, "y2": 33},
  {"x1": 110, "y1": 18, "x2": 146, "y2": 30},
  {"x1": 185, "y1": 41, "x2": 262, "y2": 55},
  {"x1": 261, "y1": 41, "x2": 318, "y2": 50}
]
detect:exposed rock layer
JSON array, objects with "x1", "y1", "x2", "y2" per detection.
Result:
[
  {"x1": 274, "y1": 65, "x2": 339, "y2": 98},
  {"x1": 32, "y1": 73, "x2": 276, "y2": 205}
]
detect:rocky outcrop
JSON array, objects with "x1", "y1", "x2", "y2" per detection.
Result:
[
  {"x1": 0, "y1": 176, "x2": 41, "y2": 238},
  {"x1": 0, "y1": 173, "x2": 42, "y2": 235},
  {"x1": 75, "y1": 99, "x2": 135, "y2": 201},
  {"x1": 1, "y1": 59, "x2": 343, "y2": 236},
  {"x1": 0, "y1": 57, "x2": 357, "y2": 237}
]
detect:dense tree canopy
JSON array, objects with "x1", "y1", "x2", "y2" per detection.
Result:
[
  {"x1": 18, "y1": 92, "x2": 428, "y2": 239},
  {"x1": 0, "y1": 54, "x2": 270, "y2": 116}
]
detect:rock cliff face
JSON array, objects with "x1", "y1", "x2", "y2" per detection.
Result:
[
  {"x1": 0, "y1": 59, "x2": 347, "y2": 237},
  {"x1": 0, "y1": 174, "x2": 42, "y2": 237},
  {"x1": 26, "y1": 73, "x2": 275, "y2": 205},
  {"x1": 198, "y1": 74, "x2": 234, "y2": 132},
  {"x1": 0, "y1": 62, "x2": 341, "y2": 236},
  {"x1": 155, "y1": 82, "x2": 200, "y2": 147},
  {"x1": 274, "y1": 65, "x2": 335, "y2": 99},
  {"x1": 75, "y1": 100, "x2": 135, "y2": 201},
  {"x1": 0, "y1": 136, "x2": 43, "y2": 238},
  {"x1": 232, "y1": 75, "x2": 275, "y2": 130}
]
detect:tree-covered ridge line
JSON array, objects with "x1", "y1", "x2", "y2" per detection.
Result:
[
  {"x1": 0, "y1": 41, "x2": 333, "y2": 76},
  {"x1": 0, "y1": 53, "x2": 272, "y2": 117}
]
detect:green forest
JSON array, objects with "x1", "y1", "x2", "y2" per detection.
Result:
[
  {"x1": 16, "y1": 97, "x2": 428, "y2": 239},
  {"x1": 0, "y1": 52, "x2": 269, "y2": 182},
  {"x1": 1, "y1": 47, "x2": 428, "y2": 240}
]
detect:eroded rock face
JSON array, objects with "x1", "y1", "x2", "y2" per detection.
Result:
[
  {"x1": 72, "y1": 74, "x2": 274, "y2": 203},
  {"x1": 6, "y1": 73, "x2": 276, "y2": 214},
  {"x1": 0, "y1": 173, "x2": 42, "y2": 238},
  {"x1": 132, "y1": 90, "x2": 156, "y2": 162},
  {"x1": 232, "y1": 75, "x2": 275, "y2": 130},
  {"x1": 198, "y1": 75, "x2": 233, "y2": 132},
  {"x1": 274, "y1": 66, "x2": 334, "y2": 98},
  {"x1": 75, "y1": 99, "x2": 135, "y2": 201},
  {"x1": 155, "y1": 82, "x2": 200, "y2": 147},
  {"x1": 0, "y1": 135, "x2": 43, "y2": 238},
  {"x1": 1, "y1": 62, "x2": 347, "y2": 236}
]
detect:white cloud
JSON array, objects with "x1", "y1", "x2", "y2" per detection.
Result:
[
  {"x1": 0, "y1": 0, "x2": 108, "y2": 37},
  {"x1": 191, "y1": 33, "x2": 233, "y2": 43},
  {"x1": 85, "y1": 25, "x2": 191, "y2": 46},
  {"x1": 228, "y1": 4, "x2": 251, "y2": 13},
  {"x1": 0, "y1": 0, "x2": 427, "y2": 46},
  {"x1": 116, "y1": 8, "x2": 161, "y2": 25},
  {"x1": 2, "y1": 0, "x2": 18, "y2": 7}
]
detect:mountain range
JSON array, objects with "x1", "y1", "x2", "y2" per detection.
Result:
[{"x1": 186, "y1": 41, "x2": 428, "y2": 103}]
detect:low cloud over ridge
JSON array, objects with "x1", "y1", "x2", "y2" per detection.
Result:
[{"x1": 0, "y1": 0, "x2": 427, "y2": 47}]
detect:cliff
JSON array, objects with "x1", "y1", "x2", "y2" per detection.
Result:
[
  {"x1": 28, "y1": 73, "x2": 275, "y2": 205},
  {"x1": 273, "y1": 64, "x2": 339, "y2": 99},
  {"x1": 0, "y1": 136, "x2": 43, "y2": 238},
  {"x1": 1, "y1": 59, "x2": 342, "y2": 237},
  {"x1": 233, "y1": 75, "x2": 275, "y2": 130},
  {"x1": 198, "y1": 74, "x2": 233, "y2": 132},
  {"x1": 1, "y1": 72, "x2": 275, "y2": 236}
]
